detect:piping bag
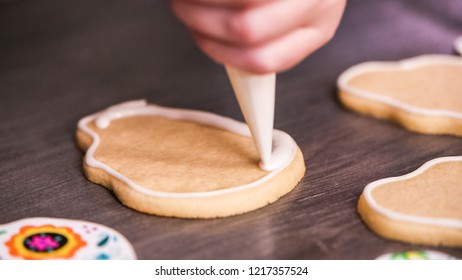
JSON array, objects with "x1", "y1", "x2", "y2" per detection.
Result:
[{"x1": 225, "y1": 65, "x2": 276, "y2": 171}]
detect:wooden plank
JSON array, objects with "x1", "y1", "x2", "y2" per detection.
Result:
[{"x1": 1, "y1": 0, "x2": 461, "y2": 259}]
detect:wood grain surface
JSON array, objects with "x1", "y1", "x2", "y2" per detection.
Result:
[{"x1": 1, "y1": 0, "x2": 461, "y2": 259}]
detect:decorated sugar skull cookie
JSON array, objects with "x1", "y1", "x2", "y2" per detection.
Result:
[
  {"x1": 376, "y1": 250, "x2": 456, "y2": 260},
  {"x1": 0, "y1": 217, "x2": 136, "y2": 260}
]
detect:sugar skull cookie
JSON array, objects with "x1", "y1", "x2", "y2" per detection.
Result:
[{"x1": 0, "y1": 217, "x2": 136, "y2": 259}]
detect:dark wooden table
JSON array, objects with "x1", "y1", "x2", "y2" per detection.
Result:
[{"x1": 1, "y1": 0, "x2": 462, "y2": 259}]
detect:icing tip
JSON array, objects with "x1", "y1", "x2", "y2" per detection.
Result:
[
  {"x1": 455, "y1": 36, "x2": 462, "y2": 55},
  {"x1": 259, "y1": 161, "x2": 276, "y2": 172},
  {"x1": 225, "y1": 65, "x2": 276, "y2": 172}
]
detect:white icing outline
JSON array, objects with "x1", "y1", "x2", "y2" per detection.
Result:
[
  {"x1": 363, "y1": 156, "x2": 462, "y2": 229},
  {"x1": 78, "y1": 100, "x2": 297, "y2": 199},
  {"x1": 337, "y1": 54, "x2": 462, "y2": 120},
  {"x1": 455, "y1": 36, "x2": 462, "y2": 56}
]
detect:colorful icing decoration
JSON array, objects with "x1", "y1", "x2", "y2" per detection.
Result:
[
  {"x1": 0, "y1": 218, "x2": 136, "y2": 260},
  {"x1": 376, "y1": 250, "x2": 456, "y2": 260},
  {"x1": 5, "y1": 225, "x2": 86, "y2": 260},
  {"x1": 78, "y1": 100, "x2": 297, "y2": 199}
]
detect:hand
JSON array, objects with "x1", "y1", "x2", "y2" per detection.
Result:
[{"x1": 171, "y1": 0, "x2": 346, "y2": 73}]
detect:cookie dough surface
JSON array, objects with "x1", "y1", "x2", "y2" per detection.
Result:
[
  {"x1": 372, "y1": 161, "x2": 462, "y2": 220},
  {"x1": 88, "y1": 116, "x2": 268, "y2": 193},
  {"x1": 347, "y1": 64, "x2": 462, "y2": 112}
]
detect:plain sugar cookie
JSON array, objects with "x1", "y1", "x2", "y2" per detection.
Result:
[
  {"x1": 76, "y1": 100, "x2": 305, "y2": 218},
  {"x1": 358, "y1": 156, "x2": 462, "y2": 248},
  {"x1": 337, "y1": 55, "x2": 462, "y2": 136}
]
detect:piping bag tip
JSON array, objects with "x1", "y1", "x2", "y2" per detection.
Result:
[{"x1": 225, "y1": 65, "x2": 276, "y2": 171}]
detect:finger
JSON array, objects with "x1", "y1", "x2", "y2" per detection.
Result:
[
  {"x1": 192, "y1": 26, "x2": 331, "y2": 73},
  {"x1": 309, "y1": 0, "x2": 346, "y2": 34},
  {"x1": 171, "y1": 0, "x2": 323, "y2": 46},
  {"x1": 173, "y1": 0, "x2": 272, "y2": 9}
]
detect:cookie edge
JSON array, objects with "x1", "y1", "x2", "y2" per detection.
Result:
[{"x1": 358, "y1": 195, "x2": 462, "y2": 248}]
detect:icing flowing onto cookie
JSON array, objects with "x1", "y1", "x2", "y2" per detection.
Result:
[{"x1": 78, "y1": 100, "x2": 297, "y2": 198}]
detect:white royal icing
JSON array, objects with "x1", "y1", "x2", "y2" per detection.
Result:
[
  {"x1": 363, "y1": 156, "x2": 462, "y2": 229},
  {"x1": 337, "y1": 54, "x2": 462, "y2": 120},
  {"x1": 455, "y1": 36, "x2": 462, "y2": 56},
  {"x1": 78, "y1": 100, "x2": 297, "y2": 198},
  {"x1": 0, "y1": 217, "x2": 136, "y2": 260}
]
